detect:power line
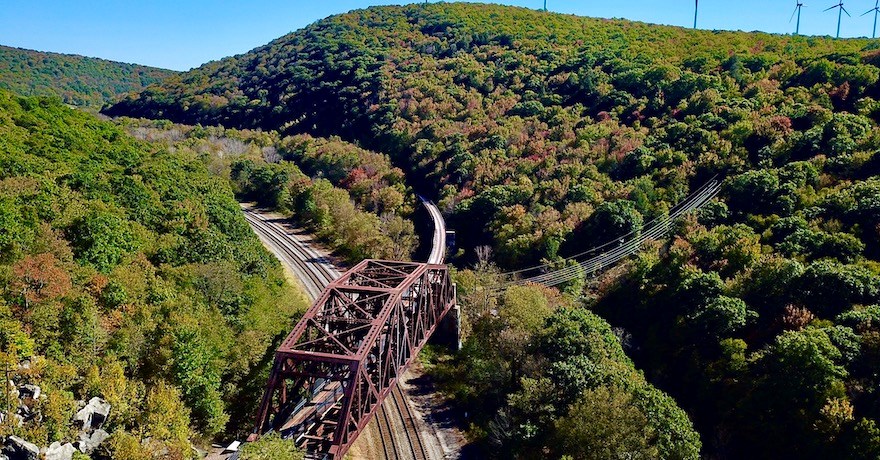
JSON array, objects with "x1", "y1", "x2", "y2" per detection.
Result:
[
  {"x1": 499, "y1": 177, "x2": 720, "y2": 277},
  {"x1": 487, "y1": 179, "x2": 721, "y2": 292}
]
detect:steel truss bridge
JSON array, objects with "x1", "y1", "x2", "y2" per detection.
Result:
[{"x1": 252, "y1": 259, "x2": 456, "y2": 459}]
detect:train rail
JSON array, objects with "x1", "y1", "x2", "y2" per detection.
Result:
[
  {"x1": 419, "y1": 196, "x2": 446, "y2": 265},
  {"x1": 391, "y1": 385, "x2": 429, "y2": 460},
  {"x1": 241, "y1": 207, "x2": 339, "y2": 299}
]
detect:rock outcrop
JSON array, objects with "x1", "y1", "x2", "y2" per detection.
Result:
[
  {"x1": 76, "y1": 429, "x2": 109, "y2": 454},
  {"x1": 74, "y1": 397, "x2": 111, "y2": 432},
  {"x1": 1, "y1": 436, "x2": 40, "y2": 460},
  {"x1": 44, "y1": 442, "x2": 76, "y2": 460}
]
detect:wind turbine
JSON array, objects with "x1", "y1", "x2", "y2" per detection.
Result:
[
  {"x1": 863, "y1": 0, "x2": 880, "y2": 38},
  {"x1": 790, "y1": 1, "x2": 805, "y2": 34},
  {"x1": 824, "y1": 1, "x2": 850, "y2": 38},
  {"x1": 694, "y1": 0, "x2": 699, "y2": 28}
]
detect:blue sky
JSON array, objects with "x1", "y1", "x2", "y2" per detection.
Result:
[{"x1": 2, "y1": 1, "x2": 879, "y2": 71}]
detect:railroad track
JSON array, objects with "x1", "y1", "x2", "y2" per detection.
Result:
[
  {"x1": 374, "y1": 387, "x2": 428, "y2": 460},
  {"x1": 242, "y1": 203, "x2": 434, "y2": 460},
  {"x1": 377, "y1": 404, "x2": 397, "y2": 460},
  {"x1": 241, "y1": 207, "x2": 339, "y2": 299},
  {"x1": 420, "y1": 197, "x2": 446, "y2": 265},
  {"x1": 390, "y1": 385, "x2": 429, "y2": 460}
]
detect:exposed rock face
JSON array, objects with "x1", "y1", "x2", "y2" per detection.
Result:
[
  {"x1": 44, "y1": 442, "x2": 76, "y2": 460},
  {"x1": 17, "y1": 384, "x2": 40, "y2": 401},
  {"x1": 76, "y1": 429, "x2": 109, "y2": 454},
  {"x1": 2, "y1": 376, "x2": 116, "y2": 458},
  {"x1": 74, "y1": 397, "x2": 111, "y2": 432},
  {"x1": 2, "y1": 436, "x2": 39, "y2": 460}
]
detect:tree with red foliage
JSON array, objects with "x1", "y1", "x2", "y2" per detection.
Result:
[{"x1": 11, "y1": 253, "x2": 71, "y2": 308}]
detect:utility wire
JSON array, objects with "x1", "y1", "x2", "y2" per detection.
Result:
[
  {"x1": 488, "y1": 178, "x2": 721, "y2": 292},
  {"x1": 521, "y1": 182, "x2": 719, "y2": 286},
  {"x1": 499, "y1": 177, "x2": 720, "y2": 277},
  {"x1": 515, "y1": 182, "x2": 719, "y2": 287}
]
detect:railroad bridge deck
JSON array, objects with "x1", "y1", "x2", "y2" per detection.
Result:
[{"x1": 252, "y1": 259, "x2": 457, "y2": 459}]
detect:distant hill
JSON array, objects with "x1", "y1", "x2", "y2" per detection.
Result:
[
  {"x1": 105, "y1": 3, "x2": 878, "y2": 135},
  {"x1": 0, "y1": 45, "x2": 176, "y2": 107}
]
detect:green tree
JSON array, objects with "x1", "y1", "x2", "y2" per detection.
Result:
[
  {"x1": 170, "y1": 329, "x2": 228, "y2": 436},
  {"x1": 107, "y1": 431, "x2": 153, "y2": 460},
  {"x1": 567, "y1": 199, "x2": 644, "y2": 254},
  {"x1": 69, "y1": 210, "x2": 139, "y2": 273},
  {"x1": 689, "y1": 296, "x2": 757, "y2": 337},
  {"x1": 143, "y1": 382, "x2": 191, "y2": 451},
  {"x1": 240, "y1": 432, "x2": 304, "y2": 460},
  {"x1": 743, "y1": 329, "x2": 848, "y2": 457},
  {"x1": 554, "y1": 386, "x2": 658, "y2": 460}
]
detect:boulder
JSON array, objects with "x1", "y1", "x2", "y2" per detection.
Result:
[
  {"x1": 2, "y1": 436, "x2": 39, "y2": 460},
  {"x1": 17, "y1": 385, "x2": 40, "y2": 401},
  {"x1": 44, "y1": 442, "x2": 76, "y2": 460},
  {"x1": 76, "y1": 429, "x2": 109, "y2": 454},
  {"x1": 16, "y1": 404, "x2": 38, "y2": 424},
  {"x1": 74, "y1": 397, "x2": 111, "y2": 431}
]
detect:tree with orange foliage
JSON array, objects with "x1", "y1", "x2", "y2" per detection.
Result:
[{"x1": 11, "y1": 253, "x2": 71, "y2": 308}]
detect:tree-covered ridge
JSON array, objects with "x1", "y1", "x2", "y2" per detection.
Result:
[
  {"x1": 0, "y1": 45, "x2": 175, "y2": 108},
  {"x1": 106, "y1": 2, "x2": 880, "y2": 264},
  {"x1": 0, "y1": 90, "x2": 306, "y2": 458},
  {"x1": 117, "y1": 119, "x2": 419, "y2": 263},
  {"x1": 104, "y1": 3, "x2": 880, "y2": 458}
]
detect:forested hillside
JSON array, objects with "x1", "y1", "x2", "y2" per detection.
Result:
[
  {"x1": 106, "y1": 3, "x2": 880, "y2": 458},
  {"x1": 0, "y1": 45, "x2": 175, "y2": 107},
  {"x1": 0, "y1": 90, "x2": 306, "y2": 458},
  {"x1": 118, "y1": 119, "x2": 419, "y2": 263}
]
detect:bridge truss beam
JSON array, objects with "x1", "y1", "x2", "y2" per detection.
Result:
[{"x1": 252, "y1": 259, "x2": 456, "y2": 459}]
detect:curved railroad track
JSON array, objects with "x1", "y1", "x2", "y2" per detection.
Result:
[
  {"x1": 241, "y1": 207, "x2": 339, "y2": 299},
  {"x1": 420, "y1": 196, "x2": 446, "y2": 265}
]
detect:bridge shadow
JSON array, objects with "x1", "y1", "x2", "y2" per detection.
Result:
[
  {"x1": 405, "y1": 371, "x2": 480, "y2": 459},
  {"x1": 306, "y1": 256, "x2": 334, "y2": 265}
]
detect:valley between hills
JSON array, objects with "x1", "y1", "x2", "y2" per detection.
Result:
[{"x1": 2, "y1": 3, "x2": 880, "y2": 460}]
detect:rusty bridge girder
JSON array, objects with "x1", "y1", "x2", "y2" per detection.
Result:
[{"x1": 252, "y1": 259, "x2": 456, "y2": 459}]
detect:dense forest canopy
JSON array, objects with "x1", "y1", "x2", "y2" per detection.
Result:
[
  {"x1": 117, "y1": 119, "x2": 420, "y2": 264},
  {"x1": 0, "y1": 90, "x2": 307, "y2": 457},
  {"x1": 0, "y1": 45, "x2": 175, "y2": 108},
  {"x1": 98, "y1": 2, "x2": 880, "y2": 458},
  {"x1": 106, "y1": 3, "x2": 880, "y2": 264}
]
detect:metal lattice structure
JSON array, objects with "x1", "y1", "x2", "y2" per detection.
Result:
[{"x1": 252, "y1": 260, "x2": 456, "y2": 459}]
